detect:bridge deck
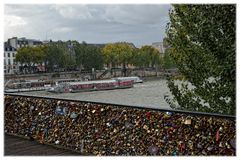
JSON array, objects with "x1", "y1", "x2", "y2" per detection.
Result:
[{"x1": 4, "y1": 134, "x2": 79, "y2": 156}]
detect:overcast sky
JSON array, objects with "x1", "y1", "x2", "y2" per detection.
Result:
[{"x1": 4, "y1": 4, "x2": 171, "y2": 47}]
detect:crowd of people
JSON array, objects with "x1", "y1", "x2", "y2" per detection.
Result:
[{"x1": 4, "y1": 95, "x2": 236, "y2": 156}]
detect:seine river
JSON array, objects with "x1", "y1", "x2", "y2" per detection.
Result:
[{"x1": 16, "y1": 79, "x2": 172, "y2": 110}]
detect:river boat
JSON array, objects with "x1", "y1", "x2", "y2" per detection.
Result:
[
  {"x1": 5, "y1": 80, "x2": 55, "y2": 93},
  {"x1": 112, "y1": 76, "x2": 143, "y2": 83},
  {"x1": 48, "y1": 79, "x2": 134, "y2": 93}
]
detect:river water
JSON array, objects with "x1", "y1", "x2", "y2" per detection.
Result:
[{"x1": 16, "y1": 79, "x2": 172, "y2": 110}]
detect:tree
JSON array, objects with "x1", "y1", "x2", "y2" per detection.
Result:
[
  {"x1": 16, "y1": 47, "x2": 30, "y2": 66},
  {"x1": 102, "y1": 43, "x2": 118, "y2": 68},
  {"x1": 74, "y1": 41, "x2": 104, "y2": 71},
  {"x1": 163, "y1": 48, "x2": 176, "y2": 69},
  {"x1": 165, "y1": 5, "x2": 235, "y2": 115},
  {"x1": 115, "y1": 42, "x2": 134, "y2": 76},
  {"x1": 82, "y1": 46, "x2": 104, "y2": 70},
  {"x1": 43, "y1": 41, "x2": 77, "y2": 72},
  {"x1": 44, "y1": 43, "x2": 65, "y2": 72},
  {"x1": 134, "y1": 45, "x2": 161, "y2": 68},
  {"x1": 74, "y1": 41, "x2": 86, "y2": 71},
  {"x1": 102, "y1": 42, "x2": 134, "y2": 76},
  {"x1": 16, "y1": 46, "x2": 46, "y2": 73},
  {"x1": 132, "y1": 48, "x2": 146, "y2": 68},
  {"x1": 16, "y1": 46, "x2": 32, "y2": 73}
]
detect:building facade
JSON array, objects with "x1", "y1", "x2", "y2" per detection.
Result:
[
  {"x1": 4, "y1": 37, "x2": 43, "y2": 74},
  {"x1": 4, "y1": 43, "x2": 17, "y2": 74},
  {"x1": 8, "y1": 37, "x2": 42, "y2": 49}
]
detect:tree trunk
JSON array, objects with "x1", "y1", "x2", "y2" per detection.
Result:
[{"x1": 123, "y1": 63, "x2": 127, "y2": 77}]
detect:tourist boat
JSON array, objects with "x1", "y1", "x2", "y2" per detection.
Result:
[
  {"x1": 48, "y1": 79, "x2": 134, "y2": 93},
  {"x1": 112, "y1": 76, "x2": 143, "y2": 83},
  {"x1": 55, "y1": 78, "x2": 82, "y2": 84},
  {"x1": 4, "y1": 80, "x2": 55, "y2": 93}
]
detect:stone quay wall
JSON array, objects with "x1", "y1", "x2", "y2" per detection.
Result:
[{"x1": 4, "y1": 95, "x2": 235, "y2": 156}]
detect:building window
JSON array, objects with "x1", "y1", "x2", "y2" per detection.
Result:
[
  {"x1": 12, "y1": 53, "x2": 15, "y2": 57},
  {"x1": 8, "y1": 53, "x2": 10, "y2": 57},
  {"x1": 8, "y1": 59, "x2": 11, "y2": 65},
  {"x1": 4, "y1": 59, "x2": 6, "y2": 65}
]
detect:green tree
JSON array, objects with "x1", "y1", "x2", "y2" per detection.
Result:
[
  {"x1": 16, "y1": 46, "x2": 32, "y2": 72},
  {"x1": 165, "y1": 5, "x2": 235, "y2": 115},
  {"x1": 138, "y1": 45, "x2": 162, "y2": 68},
  {"x1": 74, "y1": 41, "x2": 104, "y2": 71},
  {"x1": 44, "y1": 43, "x2": 65, "y2": 72},
  {"x1": 16, "y1": 47, "x2": 29, "y2": 66},
  {"x1": 44, "y1": 41, "x2": 76, "y2": 72},
  {"x1": 82, "y1": 46, "x2": 104, "y2": 70},
  {"x1": 16, "y1": 46, "x2": 46, "y2": 73},
  {"x1": 59, "y1": 40, "x2": 76, "y2": 70},
  {"x1": 132, "y1": 48, "x2": 144, "y2": 68},
  {"x1": 163, "y1": 48, "x2": 176, "y2": 69},
  {"x1": 102, "y1": 42, "x2": 134, "y2": 76},
  {"x1": 31, "y1": 46, "x2": 46, "y2": 66},
  {"x1": 74, "y1": 41, "x2": 88, "y2": 71}
]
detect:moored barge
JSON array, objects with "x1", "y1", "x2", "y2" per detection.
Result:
[{"x1": 48, "y1": 79, "x2": 134, "y2": 93}]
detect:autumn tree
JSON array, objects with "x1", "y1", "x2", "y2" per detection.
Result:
[
  {"x1": 102, "y1": 43, "x2": 118, "y2": 68},
  {"x1": 165, "y1": 5, "x2": 235, "y2": 115},
  {"x1": 102, "y1": 42, "x2": 135, "y2": 76}
]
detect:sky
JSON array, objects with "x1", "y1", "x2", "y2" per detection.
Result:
[{"x1": 4, "y1": 4, "x2": 171, "y2": 47}]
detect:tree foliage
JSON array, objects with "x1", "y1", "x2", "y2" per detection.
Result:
[
  {"x1": 82, "y1": 46, "x2": 104, "y2": 70},
  {"x1": 163, "y1": 48, "x2": 176, "y2": 69},
  {"x1": 132, "y1": 45, "x2": 162, "y2": 68},
  {"x1": 16, "y1": 46, "x2": 46, "y2": 72},
  {"x1": 74, "y1": 41, "x2": 104, "y2": 71},
  {"x1": 132, "y1": 48, "x2": 148, "y2": 68},
  {"x1": 16, "y1": 41, "x2": 77, "y2": 72},
  {"x1": 165, "y1": 5, "x2": 236, "y2": 115},
  {"x1": 44, "y1": 43, "x2": 66, "y2": 71},
  {"x1": 102, "y1": 42, "x2": 134, "y2": 68}
]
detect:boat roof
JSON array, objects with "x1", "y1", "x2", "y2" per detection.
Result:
[
  {"x1": 113, "y1": 77, "x2": 140, "y2": 80},
  {"x1": 68, "y1": 79, "x2": 116, "y2": 85},
  {"x1": 57, "y1": 79, "x2": 81, "y2": 81}
]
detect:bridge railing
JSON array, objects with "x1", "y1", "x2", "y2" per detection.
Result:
[{"x1": 4, "y1": 93, "x2": 236, "y2": 156}]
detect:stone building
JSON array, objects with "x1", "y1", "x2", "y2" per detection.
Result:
[{"x1": 4, "y1": 37, "x2": 43, "y2": 74}]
